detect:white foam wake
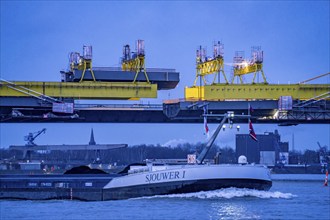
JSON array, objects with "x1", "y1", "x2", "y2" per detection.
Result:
[{"x1": 135, "y1": 188, "x2": 296, "y2": 200}]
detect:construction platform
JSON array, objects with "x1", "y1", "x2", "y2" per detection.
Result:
[{"x1": 0, "y1": 41, "x2": 328, "y2": 124}]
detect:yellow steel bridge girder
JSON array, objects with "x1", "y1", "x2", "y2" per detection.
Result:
[
  {"x1": 185, "y1": 84, "x2": 330, "y2": 101},
  {"x1": 0, "y1": 81, "x2": 157, "y2": 100}
]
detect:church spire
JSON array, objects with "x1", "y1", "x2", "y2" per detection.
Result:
[{"x1": 89, "y1": 128, "x2": 96, "y2": 145}]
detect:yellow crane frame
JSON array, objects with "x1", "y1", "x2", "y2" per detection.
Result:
[
  {"x1": 70, "y1": 58, "x2": 96, "y2": 83},
  {"x1": 193, "y1": 57, "x2": 229, "y2": 86},
  {"x1": 122, "y1": 55, "x2": 150, "y2": 83},
  {"x1": 232, "y1": 63, "x2": 267, "y2": 84}
]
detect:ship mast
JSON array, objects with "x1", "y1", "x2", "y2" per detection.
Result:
[{"x1": 197, "y1": 112, "x2": 250, "y2": 164}]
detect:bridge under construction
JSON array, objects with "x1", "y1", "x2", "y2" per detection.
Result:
[{"x1": 0, "y1": 40, "x2": 329, "y2": 124}]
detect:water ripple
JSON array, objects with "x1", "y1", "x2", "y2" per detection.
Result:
[{"x1": 134, "y1": 188, "x2": 296, "y2": 200}]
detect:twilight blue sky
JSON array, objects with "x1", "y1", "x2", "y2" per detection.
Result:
[{"x1": 0, "y1": 1, "x2": 329, "y2": 151}]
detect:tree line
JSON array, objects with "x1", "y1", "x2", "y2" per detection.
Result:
[{"x1": 0, "y1": 143, "x2": 327, "y2": 165}]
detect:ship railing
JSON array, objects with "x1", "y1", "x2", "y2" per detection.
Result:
[
  {"x1": 128, "y1": 166, "x2": 150, "y2": 174},
  {"x1": 93, "y1": 67, "x2": 176, "y2": 73},
  {"x1": 75, "y1": 103, "x2": 163, "y2": 110}
]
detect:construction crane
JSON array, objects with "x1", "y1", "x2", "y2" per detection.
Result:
[
  {"x1": 24, "y1": 128, "x2": 46, "y2": 146},
  {"x1": 193, "y1": 41, "x2": 229, "y2": 86},
  {"x1": 231, "y1": 46, "x2": 267, "y2": 84},
  {"x1": 121, "y1": 40, "x2": 150, "y2": 83},
  {"x1": 21, "y1": 128, "x2": 46, "y2": 160},
  {"x1": 318, "y1": 142, "x2": 328, "y2": 161},
  {"x1": 185, "y1": 44, "x2": 329, "y2": 101}
]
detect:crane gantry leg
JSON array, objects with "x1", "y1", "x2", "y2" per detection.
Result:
[{"x1": 79, "y1": 60, "x2": 96, "y2": 82}]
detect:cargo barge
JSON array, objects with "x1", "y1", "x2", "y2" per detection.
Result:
[
  {"x1": 0, "y1": 163, "x2": 271, "y2": 201},
  {"x1": 0, "y1": 112, "x2": 272, "y2": 201}
]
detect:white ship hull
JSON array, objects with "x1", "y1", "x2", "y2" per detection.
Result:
[{"x1": 102, "y1": 164, "x2": 272, "y2": 200}]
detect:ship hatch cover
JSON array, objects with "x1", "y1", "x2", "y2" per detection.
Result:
[{"x1": 64, "y1": 165, "x2": 108, "y2": 174}]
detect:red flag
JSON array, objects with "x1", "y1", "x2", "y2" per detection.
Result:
[
  {"x1": 324, "y1": 170, "x2": 328, "y2": 186},
  {"x1": 204, "y1": 116, "x2": 209, "y2": 134},
  {"x1": 203, "y1": 106, "x2": 209, "y2": 136},
  {"x1": 249, "y1": 105, "x2": 254, "y2": 113},
  {"x1": 249, "y1": 120, "x2": 258, "y2": 141}
]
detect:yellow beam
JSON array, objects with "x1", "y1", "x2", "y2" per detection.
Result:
[
  {"x1": 0, "y1": 81, "x2": 157, "y2": 100},
  {"x1": 122, "y1": 55, "x2": 149, "y2": 83},
  {"x1": 194, "y1": 57, "x2": 228, "y2": 85},
  {"x1": 185, "y1": 84, "x2": 330, "y2": 101},
  {"x1": 122, "y1": 56, "x2": 144, "y2": 72},
  {"x1": 234, "y1": 63, "x2": 262, "y2": 76},
  {"x1": 232, "y1": 63, "x2": 267, "y2": 84},
  {"x1": 197, "y1": 58, "x2": 224, "y2": 76}
]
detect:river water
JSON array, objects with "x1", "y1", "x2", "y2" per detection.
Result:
[{"x1": 1, "y1": 174, "x2": 329, "y2": 220}]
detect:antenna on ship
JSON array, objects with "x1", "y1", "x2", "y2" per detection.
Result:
[{"x1": 197, "y1": 112, "x2": 251, "y2": 164}]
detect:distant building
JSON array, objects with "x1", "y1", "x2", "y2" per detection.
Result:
[
  {"x1": 19, "y1": 162, "x2": 41, "y2": 170},
  {"x1": 236, "y1": 130, "x2": 289, "y2": 166}
]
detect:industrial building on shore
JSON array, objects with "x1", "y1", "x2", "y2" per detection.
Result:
[{"x1": 236, "y1": 130, "x2": 289, "y2": 166}]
